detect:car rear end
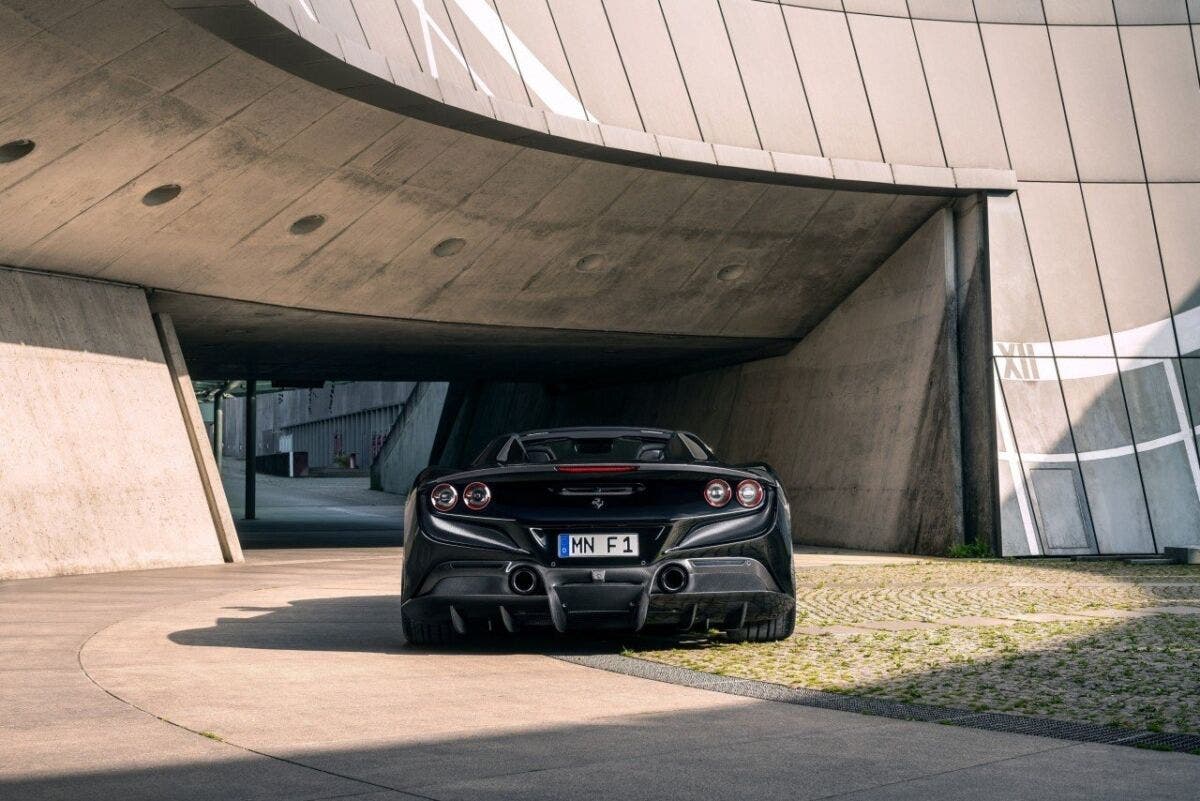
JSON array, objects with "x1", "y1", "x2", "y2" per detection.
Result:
[{"x1": 400, "y1": 452, "x2": 796, "y2": 642}]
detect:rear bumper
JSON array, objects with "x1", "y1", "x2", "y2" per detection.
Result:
[{"x1": 401, "y1": 557, "x2": 794, "y2": 633}]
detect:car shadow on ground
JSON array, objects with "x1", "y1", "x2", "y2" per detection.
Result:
[{"x1": 167, "y1": 594, "x2": 692, "y2": 657}]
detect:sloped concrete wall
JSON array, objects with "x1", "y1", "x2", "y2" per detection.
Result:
[
  {"x1": 0, "y1": 269, "x2": 227, "y2": 579},
  {"x1": 372, "y1": 382, "x2": 449, "y2": 494},
  {"x1": 433, "y1": 209, "x2": 969, "y2": 554}
]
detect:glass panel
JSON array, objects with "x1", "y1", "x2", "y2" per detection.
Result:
[
  {"x1": 995, "y1": 359, "x2": 1093, "y2": 556},
  {"x1": 994, "y1": 366, "x2": 1039, "y2": 556},
  {"x1": 1057, "y1": 358, "x2": 1154, "y2": 553},
  {"x1": 1121, "y1": 358, "x2": 1200, "y2": 549}
]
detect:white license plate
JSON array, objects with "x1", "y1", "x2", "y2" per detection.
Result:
[{"x1": 557, "y1": 533, "x2": 638, "y2": 558}]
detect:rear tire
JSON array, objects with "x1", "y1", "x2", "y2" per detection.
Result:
[
  {"x1": 725, "y1": 612, "x2": 795, "y2": 643},
  {"x1": 401, "y1": 611, "x2": 455, "y2": 646}
]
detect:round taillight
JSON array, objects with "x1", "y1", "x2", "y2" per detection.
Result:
[
  {"x1": 704, "y1": 478, "x2": 731, "y2": 508},
  {"x1": 463, "y1": 482, "x2": 491, "y2": 511},
  {"x1": 736, "y1": 479, "x2": 765, "y2": 508},
  {"x1": 430, "y1": 483, "x2": 457, "y2": 511}
]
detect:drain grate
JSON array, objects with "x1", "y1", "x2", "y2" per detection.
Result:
[
  {"x1": 946, "y1": 712, "x2": 1139, "y2": 745},
  {"x1": 556, "y1": 653, "x2": 1200, "y2": 755},
  {"x1": 1121, "y1": 732, "x2": 1200, "y2": 752}
]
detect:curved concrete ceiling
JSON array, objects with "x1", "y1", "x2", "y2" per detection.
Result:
[
  {"x1": 0, "y1": 0, "x2": 951, "y2": 379},
  {"x1": 167, "y1": 0, "x2": 1016, "y2": 193}
]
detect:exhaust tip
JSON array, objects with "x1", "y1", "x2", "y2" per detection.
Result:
[
  {"x1": 658, "y1": 563, "x2": 689, "y2": 594},
  {"x1": 509, "y1": 566, "x2": 539, "y2": 595}
]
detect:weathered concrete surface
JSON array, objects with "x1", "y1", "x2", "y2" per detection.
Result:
[
  {"x1": 0, "y1": 269, "x2": 226, "y2": 578},
  {"x1": 154, "y1": 312, "x2": 242, "y2": 563},
  {"x1": 373, "y1": 381, "x2": 449, "y2": 495},
  {"x1": 0, "y1": 0, "x2": 949, "y2": 387},
  {"x1": 431, "y1": 209, "x2": 967, "y2": 554},
  {"x1": 1, "y1": 549, "x2": 1195, "y2": 800}
]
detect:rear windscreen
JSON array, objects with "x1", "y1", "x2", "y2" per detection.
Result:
[{"x1": 514, "y1": 434, "x2": 710, "y2": 464}]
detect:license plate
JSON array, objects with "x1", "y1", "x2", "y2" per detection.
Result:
[{"x1": 557, "y1": 533, "x2": 638, "y2": 558}]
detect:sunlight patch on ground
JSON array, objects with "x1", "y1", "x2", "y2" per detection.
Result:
[{"x1": 633, "y1": 560, "x2": 1200, "y2": 734}]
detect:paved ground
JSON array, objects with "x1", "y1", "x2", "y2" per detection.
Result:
[
  {"x1": 4, "y1": 550, "x2": 1200, "y2": 800},
  {"x1": 3, "y1": 474, "x2": 1199, "y2": 799},
  {"x1": 636, "y1": 559, "x2": 1200, "y2": 735},
  {"x1": 221, "y1": 459, "x2": 405, "y2": 548}
]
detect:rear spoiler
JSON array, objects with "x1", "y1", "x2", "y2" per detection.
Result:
[
  {"x1": 733, "y1": 462, "x2": 780, "y2": 484},
  {"x1": 411, "y1": 465, "x2": 457, "y2": 491}
]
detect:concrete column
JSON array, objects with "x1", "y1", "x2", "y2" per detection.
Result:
[
  {"x1": 955, "y1": 193, "x2": 999, "y2": 552},
  {"x1": 245, "y1": 380, "x2": 256, "y2": 521},
  {"x1": 212, "y1": 393, "x2": 224, "y2": 468},
  {"x1": 154, "y1": 314, "x2": 244, "y2": 564}
]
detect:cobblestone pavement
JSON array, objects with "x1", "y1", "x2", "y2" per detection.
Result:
[{"x1": 633, "y1": 559, "x2": 1200, "y2": 736}]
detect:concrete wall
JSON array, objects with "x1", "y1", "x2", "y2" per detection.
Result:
[
  {"x1": 430, "y1": 209, "x2": 967, "y2": 554},
  {"x1": 221, "y1": 382, "x2": 414, "y2": 467},
  {"x1": 372, "y1": 382, "x2": 450, "y2": 494},
  {"x1": 0, "y1": 269, "x2": 228, "y2": 579}
]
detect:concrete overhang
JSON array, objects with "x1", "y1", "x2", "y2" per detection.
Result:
[
  {"x1": 168, "y1": 0, "x2": 1017, "y2": 197},
  {"x1": 0, "y1": 0, "x2": 978, "y2": 381}
]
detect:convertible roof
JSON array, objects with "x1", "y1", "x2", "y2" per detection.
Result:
[{"x1": 517, "y1": 427, "x2": 673, "y2": 441}]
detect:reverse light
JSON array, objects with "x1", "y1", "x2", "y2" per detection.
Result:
[
  {"x1": 430, "y1": 483, "x2": 458, "y2": 511},
  {"x1": 736, "y1": 479, "x2": 765, "y2": 508},
  {"x1": 704, "y1": 478, "x2": 732, "y2": 508},
  {"x1": 463, "y1": 482, "x2": 492, "y2": 511}
]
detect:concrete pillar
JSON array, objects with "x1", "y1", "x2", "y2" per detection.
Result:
[
  {"x1": 212, "y1": 393, "x2": 224, "y2": 468},
  {"x1": 154, "y1": 314, "x2": 243, "y2": 564},
  {"x1": 245, "y1": 380, "x2": 256, "y2": 521}
]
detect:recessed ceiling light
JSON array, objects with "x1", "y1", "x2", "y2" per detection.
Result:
[
  {"x1": 575, "y1": 253, "x2": 606, "y2": 272},
  {"x1": 717, "y1": 264, "x2": 745, "y2": 281},
  {"x1": 290, "y1": 214, "x2": 326, "y2": 235},
  {"x1": 432, "y1": 237, "x2": 466, "y2": 257},
  {"x1": 142, "y1": 183, "x2": 182, "y2": 206},
  {"x1": 0, "y1": 139, "x2": 35, "y2": 163}
]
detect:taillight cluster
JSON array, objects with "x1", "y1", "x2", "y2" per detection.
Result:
[
  {"x1": 705, "y1": 478, "x2": 764, "y2": 509},
  {"x1": 431, "y1": 482, "x2": 491, "y2": 512}
]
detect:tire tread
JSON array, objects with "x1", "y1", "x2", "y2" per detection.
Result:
[
  {"x1": 402, "y1": 613, "x2": 455, "y2": 646},
  {"x1": 726, "y1": 612, "x2": 795, "y2": 643}
]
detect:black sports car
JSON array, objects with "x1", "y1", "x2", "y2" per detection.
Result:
[{"x1": 400, "y1": 427, "x2": 796, "y2": 645}]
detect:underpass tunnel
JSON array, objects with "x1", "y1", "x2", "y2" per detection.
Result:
[
  {"x1": 16, "y1": 0, "x2": 1200, "y2": 580},
  {"x1": 172, "y1": 191, "x2": 995, "y2": 558},
  {"x1": 194, "y1": 380, "x2": 413, "y2": 550}
]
